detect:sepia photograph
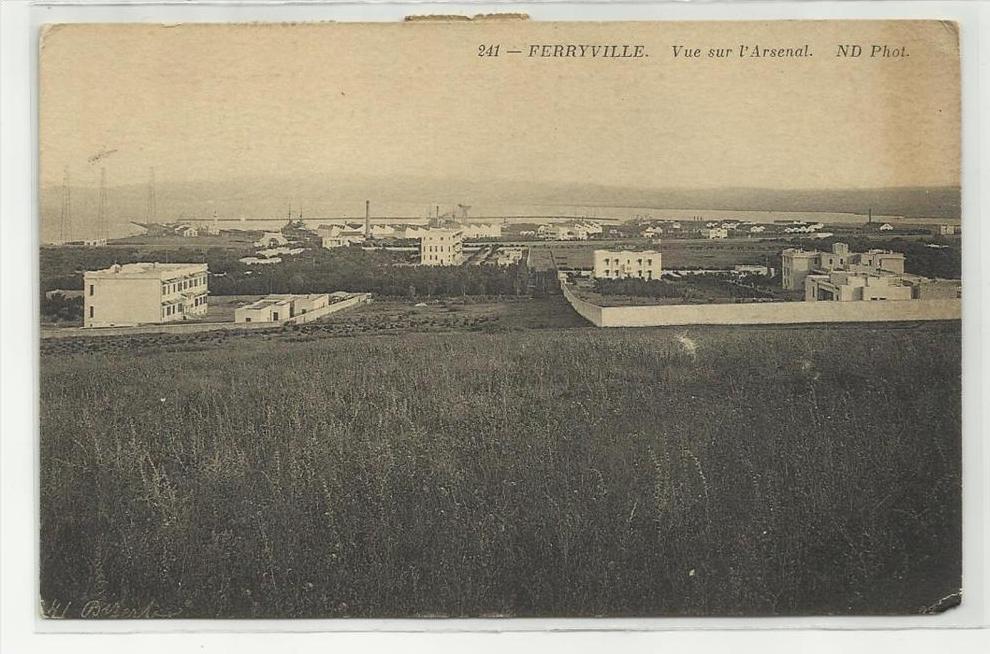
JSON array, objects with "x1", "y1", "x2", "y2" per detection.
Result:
[{"x1": 37, "y1": 18, "x2": 963, "y2": 620}]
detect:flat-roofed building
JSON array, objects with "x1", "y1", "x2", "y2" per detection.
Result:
[
  {"x1": 781, "y1": 249, "x2": 820, "y2": 290},
  {"x1": 234, "y1": 297, "x2": 293, "y2": 323},
  {"x1": 855, "y1": 249, "x2": 905, "y2": 274},
  {"x1": 83, "y1": 262, "x2": 208, "y2": 328},
  {"x1": 419, "y1": 228, "x2": 464, "y2": 266},
  {"x1": 592, "y1": 249, "x2": 662, "y2": 280},
  {"x1": 782, "y1": 242, "x2": 906, "y2": 290},
  {"x1": 234, "y1": 293, "x2": 330, "y2": 323},
  {"x1": 804, "y1": 270, "x2": 913, "y2": 302},
  {"x1": 902, "y1": 276, "x2": 962, "y2": 300}
]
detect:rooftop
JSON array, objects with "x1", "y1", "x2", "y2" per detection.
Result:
[
  {"x1": 241, "y1": 298, "x2": 293, "y2": 310},
  {"x1": 85, "y1": 262, "x2": 207, "y2": 279},
  {"x1": 594, "y1": 249, "x2": 661, "y2": 256}
]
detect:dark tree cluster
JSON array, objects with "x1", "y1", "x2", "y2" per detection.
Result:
[{"x1": 40, "y1": 292, "x2": 83, "y2": 323}]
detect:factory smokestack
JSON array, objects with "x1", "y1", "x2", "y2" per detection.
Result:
[{"x1": 365, "y1": 200, "x2": 370, "y2": 238}]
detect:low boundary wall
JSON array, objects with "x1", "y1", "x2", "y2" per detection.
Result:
[
  {"x1": 562, "y1": 284, "x2": 961, "y2": 327},
  {"x1": 561, "y1": 284, "x2": 603, "y2": 326},
  {"x1": 285, "y1": 293, "x2": 371, "y2": 325}
]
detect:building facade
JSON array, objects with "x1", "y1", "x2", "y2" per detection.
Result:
[
  {"x1": 592, "y1": 249, "x2": 662, "y2": 280},
  {"x1": 419, "y1": 228, "x2": 464, "y2": 266},
  {"x1": 84, "y1": 262, "x2": 208, "y2": 328}
]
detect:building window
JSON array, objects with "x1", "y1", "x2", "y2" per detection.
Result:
[
  {"x1": 88, "y1": 284, "x2": 94, "y2": 296},
  {"x1": 245, "y1": 317, "x2": 251, "y2": 323},
  {"x1": 89, "y1": 306, "x2": 94, "y2": 318},
  {"x1": 272, "y1": 312, "x2": 279, "y2": 321}
]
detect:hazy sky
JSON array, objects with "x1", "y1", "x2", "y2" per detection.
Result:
[{"x1": 40, "y1": 20, "x2": 960, "y2": 190}]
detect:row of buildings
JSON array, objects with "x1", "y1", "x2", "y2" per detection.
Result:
[
  {"x1": 784, "y1": 243, "x2": 959, "y2": 302},
  {"x1": 317, "y1": 221, "x2": 502, "y2": 248},
  {"x1": 532, "y1": 221, "x2": 605, "y2": 241}
]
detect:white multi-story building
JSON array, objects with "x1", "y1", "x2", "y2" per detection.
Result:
[
  {"x1": 419, "y1": 228, "x2": 464, "y2": 266},
  {"x1": 83, "y1": 262, "x2": 208, "y2": 328},
  {"x1": 592, "y1": 249, "x2": 662, "y2": 280}
]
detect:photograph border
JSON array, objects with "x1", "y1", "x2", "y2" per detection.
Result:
[{"x1": 3, "y1": 0, "x2": 988, "y2": 650}]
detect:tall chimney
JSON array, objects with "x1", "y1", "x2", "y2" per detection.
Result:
[{"x1": 365, "y1": 200, "x2": 371, "y2": 237}]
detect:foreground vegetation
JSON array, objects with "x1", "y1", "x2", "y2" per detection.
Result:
[
  {"x1": 592, "y1": 276, "x2": 782, "y2": 304},
  {"x1": 40, "y1": 323, "x2": 960, "y2": 617}
]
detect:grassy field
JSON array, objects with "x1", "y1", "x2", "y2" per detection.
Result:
[
  {"x1": 40, "y1": 296, "x2": 589, "y2": 357},
  {"x1": 39, "y1": 322, "x2": 961, "y2": 618}
]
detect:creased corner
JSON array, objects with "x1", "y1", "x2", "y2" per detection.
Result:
[
  {"x1": 39, "y1": 24, "x2": 67, "y2": 52},
  {"x1": 922, "y1": 590, "x2": 961, "y2": 614}
]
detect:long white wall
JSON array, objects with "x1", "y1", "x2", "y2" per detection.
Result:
[
  {"x1": 561, "y1": 284, "x2": 603, "y2": 326},
  {"x1": 562, "y1": 284, "x2": 960, "y2": 327},
  {"x1": 286, "y1": 293, "x2": 371, "y2": 325}
]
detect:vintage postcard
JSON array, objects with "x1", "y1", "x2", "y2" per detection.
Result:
[{"x1": 38, "y1": 19, "x2": 961, "y2": 619}]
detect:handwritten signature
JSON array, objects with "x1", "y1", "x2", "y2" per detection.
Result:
[{"x1": 41, "y1": 597, "x2": 182, "y2": 619}]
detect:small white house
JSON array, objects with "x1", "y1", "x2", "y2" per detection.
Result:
[
  {"x1": 234, "y1": 294, "x2": 330, "y2": 323},
  {"x1": 254, "y1": 232, "x2": 289, "y2": 248}
]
